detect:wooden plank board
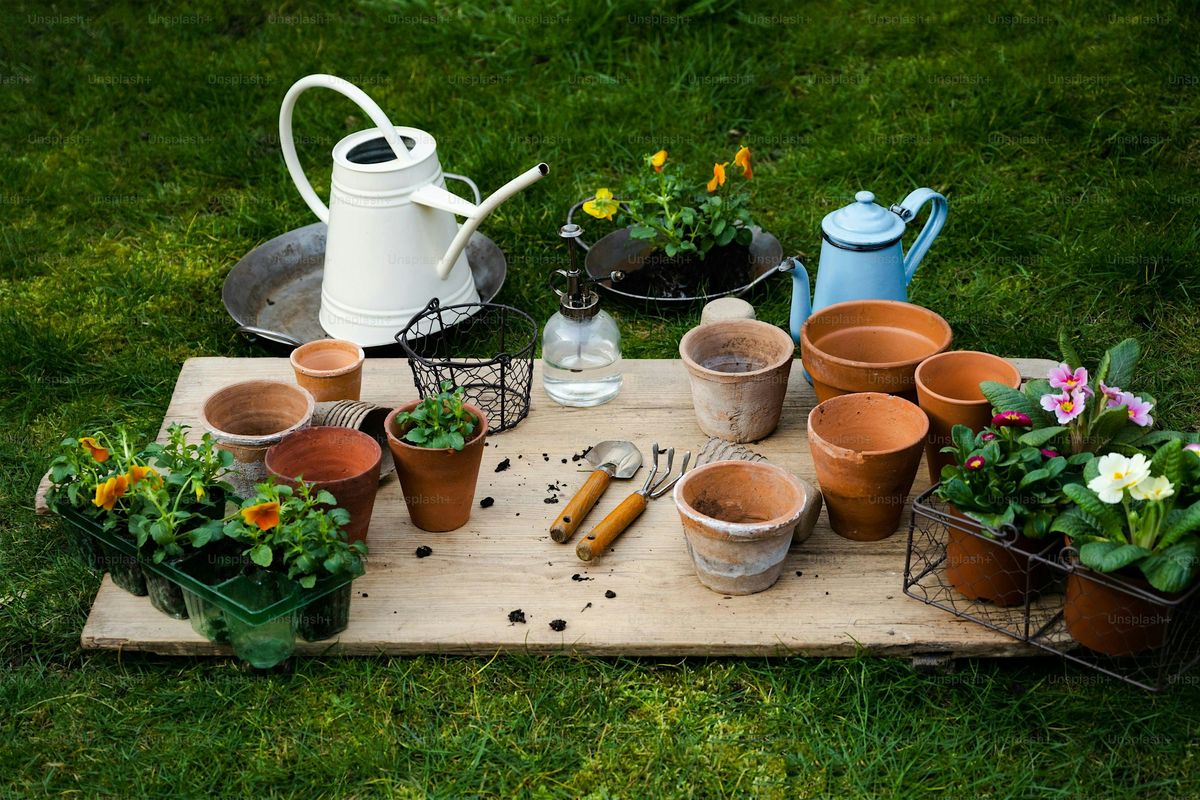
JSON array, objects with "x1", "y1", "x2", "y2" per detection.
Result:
[{"x1": 79, "y1": 356, "x2": 1056, "y2": 658}]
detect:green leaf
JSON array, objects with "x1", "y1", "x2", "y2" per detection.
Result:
[
  {"x1": 299, "y1": 574, "x2": 317, "y2": 589},
  {"x1": 734, "y1": 227, "x2": 753, "y2": 246},
  {"x1": 1058, "y1": 330, "x2": 1082, "y2": 370},
  {"x1": 664, "y1": 242, "x2": 679, "y2": 257},
  {"x1": 1095, "y1": 349, "x2": 1111, "y2": 388},
  {"x1": 1079, "y1": 540, "x2": 1150, "y2": 573},
  {"x1": 1086, "y1": 407, "x2": 1134, "y2": 452},
  {"x1": 1150, "y1": 439, "x2": 1183, "y2": 487},
  {"x1": 716, "y1": 226, "x2": 736, "y2": 246},
  {"x1": 1018, "y1": 427, "x2": 1067, "y2": 447},
  {"x1": 1103, "y1": 338, "x2": 1140, "y2": 389},
  {"x1": 1160, "y1": 500, "x2": 1200, "y2": 548},
  {"x1": 981, "y1": 381, "x2": 1039, "y2": 420},
  {"x1": 1063, "y1": 483, "x2": 1125, "y2": 537},
  {"x1": 629, "y1": 224, "x2": 658, "y2": 240},
  {"x1": 951, "y1": 425, "x2": 975, "y2": 455},
  {"x1": 1140, "y1": 539, "x2": 1200, "y2": 593},
  {"x1": 1052, "y1": 507, "x2": 1104, "y2": 540},
  {"x1": 250, "y1": 544, "x2": 273, "y2": 568},
  {"x1": 1018, "y1": 467, "x2": 1051, "y2": 488}
]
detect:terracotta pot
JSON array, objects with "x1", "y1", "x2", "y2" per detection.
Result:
[
  {"x1": 290, "y1": 339, "x2": 365, "y2": 402},
  {"x1": 679, "y1": 319, "x2": 795, "y2": 443},
  {"x1": 200, "y1": 380, "x2": 315, "y2": 497},
  {"x1": 916, "y1": 350, "x2": 1021, "y2": 483},
  {"x1": 801, "y1": 300, "x2": 952, "y2": 403},
  {"x1": 674, "y1": 461, "x2": 820, "y2": 595},
  {"x1": 384, "y1": 401, "x2": 489, "y2": 532},
  {"x1": 944, "y1": 507, "x2": 1052, "y2": 607},
  {"x1": 807, "y1": 392, "x2": 927, "y2": 541},
  {"x1": 312, "y1": 400, "x2": 396, "y2": 477},
  {"x1": 265, "y1": 426, "x2": 382, "y2": 544},
  {"x1": 1064, "y1": 566, "x2": 1175, "y2": 657}
]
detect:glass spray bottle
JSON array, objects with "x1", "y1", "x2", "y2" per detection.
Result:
[{"x1": 542, "y1": 223, "x2": 623, "y2": 407}]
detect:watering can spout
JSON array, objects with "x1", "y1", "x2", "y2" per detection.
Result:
[
  {"x1": 780, "y1": 257, "x2": 811, "y2": 344},
  {"x1": 421, "y1": 163, "x2": 550, "y2": 280}
]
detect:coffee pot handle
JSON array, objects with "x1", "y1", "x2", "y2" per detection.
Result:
[
  {"x1": 278, "y1": 74, "x2": 412, "y2": 223},
  {"x1": 891, "y1": 188, "x2": 947, "y2": 284}
]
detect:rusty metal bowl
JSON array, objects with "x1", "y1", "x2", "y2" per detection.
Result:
[
  {"x1": 222, "y1": 222, "x2": 507, "y2": 352},
  {"x1": 566, "y1": 201, "x2": 784, "y2": 305}
]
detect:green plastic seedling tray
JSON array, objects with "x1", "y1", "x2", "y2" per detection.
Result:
[{"x1": 54, "y1": 502, "x2": 354, "y2": 626}]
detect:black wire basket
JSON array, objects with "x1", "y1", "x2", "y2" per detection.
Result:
[
  {"x1": 904, "y1": 485, "x2": 1200, "y2": 691},
  {"x1": 396, "y1": 299, "x2": 537, "y2": 434}
]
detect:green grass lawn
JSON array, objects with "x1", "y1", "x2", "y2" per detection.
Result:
[{"x1": 3, "y1": 0, "x2": 1200, "y2": 796}]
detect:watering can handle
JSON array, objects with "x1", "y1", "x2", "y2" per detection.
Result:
[
  {"x1": 891, "y1": 188, "x2": 947, "y2": 284},
  {"x1": 279, "y1": 74, "x2": 413, "y2": 224}
]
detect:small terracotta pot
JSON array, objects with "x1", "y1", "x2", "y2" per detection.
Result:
[
  {"x1": 384, "y1": 401, "x2": 489, "y2": 532},
  {"x1": 290, "y1": 339, "x2": 365, "y2": 402},
  {"x1": 801, "y1": 300, "x2": 952, "y2": 403},
  {"x1": 200, "y1": 380, "x2": 315, "y2": 497},
  {"x1": 944, "y1": 507, "x2": 1052, "y2": 607},
  {"x1": 265, "y1": 427, "x2": 382, "y2": 544},
  {"x1": 916, "y1": 351, "x2": 1021, "y2": 483},
  {"x1": 1064, "y1": 565, "x2": 1175, "y2": 657},
  {"x1": 312, "y1": 400, "x2": 395, "y2": 477},
  {"x1": 679, "y1": 319, "x2": 795, "y2": 443},
  {"x1": 674, "y1": 461, "x2": 820, "y2": 595},
  {"x1": 807, "y1": 392, "x2": 928, "y2": 541}
]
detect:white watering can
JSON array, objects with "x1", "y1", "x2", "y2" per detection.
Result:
[{"x1": 280, "y1": 74, "x2": 548, "y2": 346}]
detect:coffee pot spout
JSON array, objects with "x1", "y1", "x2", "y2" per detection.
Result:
[{"x1": 418, "y1": 163, "x2": 549, "y2": 280}]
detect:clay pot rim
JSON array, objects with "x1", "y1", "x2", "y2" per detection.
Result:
[
  {"x1": 673, "y1": 461, "x2": 811, "y2": 539},
  {"x1": 915, "y1": 350, "x2": 1021, "y2": 407},
  {"x1": 200, "y1": 380, "x2": 315, "y2": 446},
  {"x1": 290, "y1": 339, "x2": 366, "y2": 378},
  {"x1": 383, "y1": 400, "x2": 490, "y2": 453},
  {"x1": 679, "y1": 319, "x2": 795, "y2": 381},
  {"x1": 807, "y1": 391, "x2": 930, "y2": 457},
  {"x1": 264, "y1": 426, "x2": 382, "y2": 487},
  {"x1": 1064, "y1": 551, "x2": 1194, "y2": 604},
  {"x1": 800, "y1": 299, "x2": 953, "y2": 371}
]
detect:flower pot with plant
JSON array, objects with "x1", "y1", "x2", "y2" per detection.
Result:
[
  {"x1": 47, "y1": 429, "x2": 151, "y2": 594},
  {"x1": 937, "y1": 416, "x2": 1089, "y2": 606},
  {"x1": 579, "y1": 147, "x2": 779, "y2": 301},
  {"x1": 1051, "y1": 440, "x2": 1200, "y2": 656},
  {"x1": 223, "y1": 480, "x2": 368, "y2": 650},
  {"x1": 385, "y1": 383, "x2": 489, "y2": 532}
]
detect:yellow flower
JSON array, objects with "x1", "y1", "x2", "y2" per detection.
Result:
[
  {"x1": 734, "y1": 146, "x2": 752, "y2": 179},
  {"x1": 127, "y1": 464, "x2": 159, "y2": 488},
  {"x1": 706, "y1": 162, "x2": 728, "y2": 193},
  {"x1": 194, "y1": 483, "x2": 205, "y2": 501},
  {"x1": 80, "y1": 437, "x2": 109, "y2": 463},
  {"x1": 241, "y1": 501, "x2": 281, "y2": 531},
  {"x1": 92, "y1": 474, "x2": 129, "y2": 511},
  {"x1": 582, "y1": 187, "x2": 619, "y2": 221},
  {"x1": 650, "y1": 149, "x2": 668, "y2": 173}
]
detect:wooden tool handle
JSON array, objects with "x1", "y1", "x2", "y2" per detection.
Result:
[
  {"x1": 576, "y1": 493, "x2": 648, "y2": 561},
  {"x1": 550, "y1": 470, "x2": 612, "y2": 543}
]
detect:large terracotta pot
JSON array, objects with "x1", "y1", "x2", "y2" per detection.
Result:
[
  {"x1": 915, "y1": 350, "x2": 1021, "y2": 483},
  {"x1": 1064, "y1": 565, "x2": 1175, "y2": 657},
  {"x1": 801, "y1": 299, "x2": 952, "y2": 403},
  {"x1": 200, "y1": 380, "x2": 315, "y2": 497},
  {"x1": 679, "y1": 319, "x2": 795, "y2": 443},
  {"x1": 674, "y1": 461, "x2": 822, "y2": 595},
  {"x1": 265, "y1": 426, "x2": 382, "y2": 544},
  {"x1": 385, "y1": 401, "x2": 489, "y2": 532},
  {"x1": 290, "y1": 339, "x2": 365, "y2": 402},
  {"x1": 944, "y1": 507, "x2": 1052, "y2": 607},
  {"x1": 807, "y1": 392, "x2": 927, "y2": 541}
]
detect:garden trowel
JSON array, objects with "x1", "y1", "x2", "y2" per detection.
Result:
[{"x1": 550, "y1": 441, "x2": 642, "y2": 543}]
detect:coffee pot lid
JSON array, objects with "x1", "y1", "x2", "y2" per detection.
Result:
[{"x1": 821, "y1": 190, "x2": 906, "y2": 248}]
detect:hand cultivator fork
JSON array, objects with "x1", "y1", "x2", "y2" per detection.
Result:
[{"x1": 575, "y1": 443, "x2": 691, "y2": 562}]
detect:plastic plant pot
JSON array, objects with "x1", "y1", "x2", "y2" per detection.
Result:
[
  {"x1": 298, "y1": 581, "x2": 353, "y2": 641},
  {"x1": 223, "y1": 572, "x2": 299, "y2": 669},
  {"x1": 144, "y1": 564, "x2": 189, "y2": 619},
  {"x1": 178, "y1": 548, "x2": 247, "y2": 642},
  {"x1": 63, "y1": 523, "x2": 104, "y2": 570},
  {"x1": 97, "y1": 540, "x2": 147, "y2": 596}
]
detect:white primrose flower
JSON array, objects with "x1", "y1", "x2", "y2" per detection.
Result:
[
  {"x1": 1130, "y1": 475, "x2": 1175, "y2": 502},
  {"x1": 1087, "y1": 452, "x2": 1152, "y2": 504}
]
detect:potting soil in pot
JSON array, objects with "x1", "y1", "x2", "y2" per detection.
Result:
[
  {"x1": 615, "y1": 244, "x2": 752, "y2": 299},
  {"x1": 298, "y1": 583, "x2": 353, "y2": 642}
]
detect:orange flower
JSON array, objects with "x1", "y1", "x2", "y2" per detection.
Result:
[
  {"x1": 92, "y1": 474, "x2": 129, "y2": 511},
  {"x1": 706, "y1": 162, "x2": 728, "y2": 193},
  {"x1": 650, "y1": 149, "x2": 668, "y2": 173},
  {"x1": 734, "y1": 146, "x2": 752, "y2": 179},
  {"x1": 241, "y1": 501, "x2": 281, "y2": 531},
  {"x1": 80, "y1": 437, "x2": 110, "y2": 463},
  {"x1": 127, "y1": 464, "x2": 159, "y2": 488}
]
